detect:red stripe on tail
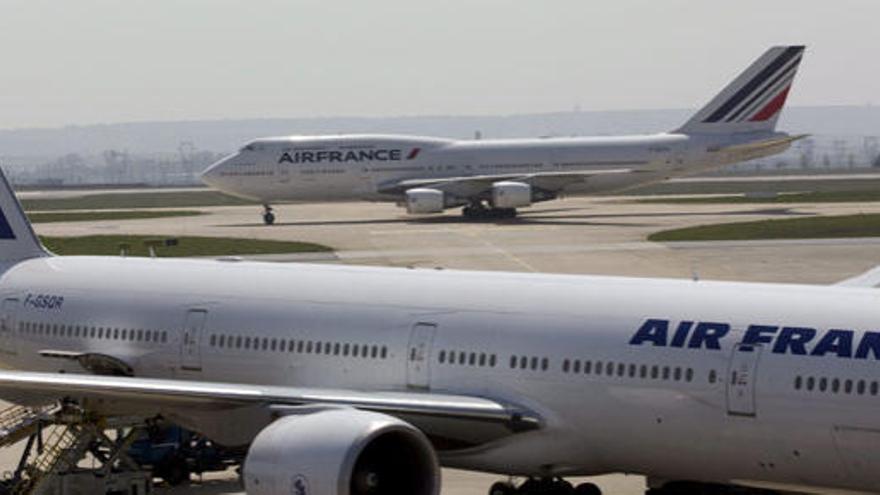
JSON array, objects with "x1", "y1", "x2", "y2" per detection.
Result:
[{"x1": 749, "y1": 86, "x2": 791, "y2": 122}]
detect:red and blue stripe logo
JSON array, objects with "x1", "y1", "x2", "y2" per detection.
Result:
[{"x1": 703, "y1": 46, "x2": 804, "y2": 124}]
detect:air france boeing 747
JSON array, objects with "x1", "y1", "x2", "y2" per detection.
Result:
[
  {"x1": 0, "y1": 165, "x2": 878, "y2": 494},
  {"x1": 201, "y1": 46, "x2": 806, "y2": 225}
]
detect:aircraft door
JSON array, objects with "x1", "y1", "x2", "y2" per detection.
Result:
[
  {"x1": 180, "y1": 309, "x2": 207, "y2": 371},
  {"x1": 0, "y1": 298, "x2": 18, "y2": 357},
  {"x1": 726, "y1": 343, "x2": 762, "y2": 416},
  {"x1": 406, "y1": 322, "x2": 437, "y2": 389}
]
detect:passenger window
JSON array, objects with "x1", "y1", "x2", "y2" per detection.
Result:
[
  {"x1": 794, "y1": 376, "x2": 802, "y2": 390},
  {"x1": 845, "y1": 379, "x2": 853, "y2": 394},
  {"x1": 819, "y1": 377, "x2": 828, "y2": 392},
  {"x1": 297, "y1": 341, "x2": 304, "y2": 353},
  {"x1": 807, "y1": 376, "x2": 815, "y2": 391},
  {"x1": 439, "y1": 351, "x2": 446, "y2": 364},
  {"x1": 674, "y1": 367, "x2": 682, "y2": 381},
  {"x1": 708, "y1": 370, "x2": 717, "y2": 384},
  {"x1": 629, "y1": 364, "x2": 637, "y2": 378},
  {"x1": 510, "y1": 356, "x2": 517, "y2": 368},
  {"x1": 334, "y1": 343, "x2": 341, "y2": 355},
  {"x1": 541, "y1": 358, "x2": 549, "y2": 371},
  {"x1": 605, "y1": 362, "x2": 614, "y2": 376},
  {"x1": 857, "y1": 380, "x2": 866, "y2": 395},
  {"x1": 662, "y1": 366, "x2": 670, "y2": 380},
  {"x1": 469, "y1": 353, "x2": 476, "y2": 366},
  {"x1": 489, "y1": 354, "x2": 496, "y2": 367},
  {"x1": 137, "y1": 329, "x2": 143, "y2": 341},
  {"x1": 530, "y1": 357, "x2": 538, "y2": 370},
  {"x1": 872, "y1": 381, "x2": 879, "y2": 396},
  {"x1": 343, "y1": 343, "x2": 350, "y2": 356},
  {"x1": 519, "y1": 356, "x2": 528, "y2": 369},
  {"x1": 381, "y1": 346, "x2": 388, "y2": 359},
  {"x1": 685, "y1": 368, "x2": 694, "y2": 382},
  {"x1": 371, "y1": 346, "x2": 378, "y2": 358},
  {"x1": 459, "y1": 352, "x2": 467, "y2": 365},
  {"x1": 595, "y1": 361, "x2": 603, "y2": 376},
  {"x1": 573, "y1": 360, "x2": 581, "y2": 373},
  {"x1": 617, "y1": 363, "x2": 625, "y2": 377},
  {"x1": 562, "y1": 359, "x2": 570, "y2": 373},
  {"x1": 650, "y1": 366, "x2": 659, "y2": 379},
  {"x1": 832, "y1": 378, "x2": 840, "y2": 393}
]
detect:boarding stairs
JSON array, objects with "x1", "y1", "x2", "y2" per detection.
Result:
[
  {"x1": 0, "y1": 404, "x2": 58, "y2": 449},
  {"x1": 10, "y1": 424, "x2": 94, "y2": 495}
]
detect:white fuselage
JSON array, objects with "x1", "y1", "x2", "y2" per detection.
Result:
[
  {"x1": 0, "y1": 256, "x2": 877, "y2": 494},
  {"x1": 200, "y1": 132, "x2": 790, "y2": 204}
]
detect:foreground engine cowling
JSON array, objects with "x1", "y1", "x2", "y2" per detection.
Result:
[
  {"x1": 491, "y1": 181, "x2": 532, "y2": 208},
  {"x1": 405, "y1": 188, "x2": 445, "y2": 214},
  {"x1": 244, "y1": 409, "x2": 440, "y2": 495}
]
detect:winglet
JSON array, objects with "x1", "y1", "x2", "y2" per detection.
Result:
[
  {"x1": 0, "y1": 168, "x2": 49, "y2": 263},
  {"x1": 676, "y1": 46, "x2": 805, "y2": 135}
]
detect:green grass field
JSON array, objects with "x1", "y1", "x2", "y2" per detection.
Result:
[
  {"x1": 39, "y1": 235, "x2": 332, "y2": 257},
  {"x1": 28, "y1": 210, "x2": 203, "y2": 223},
  {"x1": 649, "y1": 214, "x2": 880, "y2": 242},
  {"x1": 22, "y1": 190, "x2": 256, "y2": 211},
  {"x1": 637, "y1": 190, "x2": 880, "y2": 204}
]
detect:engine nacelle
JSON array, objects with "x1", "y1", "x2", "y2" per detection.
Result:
[
  {"x1": 244, "y1": 409, "x2": 440, "y2": 495},
  {"x1": 405, "y1": 188, "x2": 445, "y2": 214},
  {"x1": 491, "y1": 181, "x2": 532, "y2": 208}
]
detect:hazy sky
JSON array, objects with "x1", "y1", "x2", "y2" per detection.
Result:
[{"x1": 0, "y1": 0, "x2": 876, "y2": 129}]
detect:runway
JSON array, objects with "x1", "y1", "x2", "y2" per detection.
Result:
[{"x1": 13, "y1": 193, "x2": 880, "y2": 494}]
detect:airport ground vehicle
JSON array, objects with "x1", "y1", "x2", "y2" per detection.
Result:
[{"x1": 127, "y1": 423, "x2": 245, "y2": 486}]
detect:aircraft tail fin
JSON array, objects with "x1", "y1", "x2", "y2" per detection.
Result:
[
  {"x1": 0, "y1": 168, "x2": 49, "y2": 263},
  {"x1": 676, "y1": 45, "x2": 805, "y2": 135}
]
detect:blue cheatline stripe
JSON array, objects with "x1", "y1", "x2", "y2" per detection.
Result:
[
  {"x1": 703, "y1": 46, "x2": 804, "y2": 123},
  {"x1": 0, "y1": 208, "x2": 15, "y2": 240},
  {"x1": 725, "y1": 55, "x2": 801, "y2": 122}
]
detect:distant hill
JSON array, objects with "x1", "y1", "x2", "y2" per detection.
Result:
[{"x1": 0, "y1": 106, "x2": 878, "y2": 161}]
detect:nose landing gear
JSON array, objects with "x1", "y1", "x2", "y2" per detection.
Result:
[{"x1": 262, "y1": 205, "x2": 275, "y2": 225}]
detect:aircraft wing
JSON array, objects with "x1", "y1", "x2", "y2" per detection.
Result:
[
  {"x1": 0, "y1": 370, "x2": 540, "y2": 433},
  {"x1": 835, "y1": 265, "x2": 880, "y2": 288},
  {"x1": 379, "y1": 169, "x2": 632, "y2": 198}
]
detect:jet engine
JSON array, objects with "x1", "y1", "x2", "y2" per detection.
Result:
[
  {"x1": 405, "y1": 188, "x2": 445, "y2": 214},
  {"x1": 244, "y1": 409, "x2": 441, "y2": 495},
  {"x1": 491, "y1": 181, "x2": 532, "y2": 208}
]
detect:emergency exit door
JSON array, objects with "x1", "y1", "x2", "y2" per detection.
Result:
[
  {"x1": 406, "y1": 322, "x2": 437, "y2": 389},
  {"x1": 180, "y1": 309, "x2": 207, "y2": 371},
  {"x1": 0, "y1": 298, "x2": 18, "y2": 356},
  {"x1": 726, "y1": 343, "x2": 762, "y2": 416}
]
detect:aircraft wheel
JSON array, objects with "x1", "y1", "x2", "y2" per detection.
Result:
[
  {"x1": 489, "y1": 481, "x2": 518, "y2": 495},
  {"x1": 574, "y1": 482, "x2": 602, "y2": 495},
  {"x1": 262, "y1": 211, "x2": 276, "y2": 225}
]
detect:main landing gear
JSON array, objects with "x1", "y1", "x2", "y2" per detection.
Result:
[
  {"x1": 489, "y1": 478, "x2": 602, "y2": 495},
  {"x1": 462, "y1": 202, "x2": 518, "y2": 220},
  {"x1": 262, "y1": 204, "x2": 276, "y2": 225}
]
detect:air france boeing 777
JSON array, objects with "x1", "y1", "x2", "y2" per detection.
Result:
[
  {"x1": 201, "y1": 46, "x2": 806, "y2": 225},
  {"x1": 0, "y1": 166, "x2": 878, "y2": 494}
]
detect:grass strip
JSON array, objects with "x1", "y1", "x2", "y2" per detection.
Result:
[
  {"x1": 39, "y1": 235, "x2": 332, "y2": 257},
  {"x1": 649, "y1": 214, "x2": 880, "y2": 242}
]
